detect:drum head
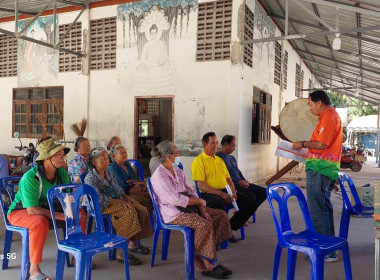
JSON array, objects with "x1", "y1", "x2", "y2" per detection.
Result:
[{"x1": 279, "y1": 98, "x2": 319, "y2": 142}]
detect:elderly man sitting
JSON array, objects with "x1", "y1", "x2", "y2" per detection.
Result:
[
  {"x1": 216, "y1": 135, "x2": 267, "y2": 219},
  {"x1": 191, "y1": 132, "x2": 257, "y2": 242}
]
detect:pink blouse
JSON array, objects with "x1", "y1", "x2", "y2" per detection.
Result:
[{"x1": 150, "y1": 164, "x2": 198, "y2": 223}]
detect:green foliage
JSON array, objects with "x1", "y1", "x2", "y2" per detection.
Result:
[{"x1": 327, "y1": 91, "x2": 378, "y2": 122}]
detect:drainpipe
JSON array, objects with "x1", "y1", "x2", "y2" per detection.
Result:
[
  {"x1": 85, "y1": 4, "x2": 91, "y2": 138},
  {"x1": 276, "y1": 0, "x2": 288, "y2": 173},
  {"x1": 377, "y1": 105, "x2": 380, "y2": 166}
]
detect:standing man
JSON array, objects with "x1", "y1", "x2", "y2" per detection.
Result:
[
  {"x1": 293, "y1": 90, "x2": 342, "y2": 262},
  {"x1": 216, "y1": 135, "x2": 267, "y2": 217},
  {"x1": 192, "y1": 132, "x2": 257, "y2": 241}
]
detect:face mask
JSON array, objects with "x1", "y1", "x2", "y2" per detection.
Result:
[{"x1": 174, "y1": 156, "x2": 181, "y2": 166}]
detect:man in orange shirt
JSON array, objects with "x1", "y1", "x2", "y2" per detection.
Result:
[{"x1": 293, "y1": 90, "x2": 342, "y2": 262}]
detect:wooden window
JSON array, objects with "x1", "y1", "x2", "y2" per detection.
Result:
[
  {"x1": 0, "y1": 34, "x2": 18, "y2": 77},
  {"x1": 283, "y1": 50, "x2": 288, "y2": 89},
  {"x1": 295, "y1": 63, "x2": 301, "y2": 98},
  {"x1": 243, "y1": 5, "x2": 254, "y2": 67},
  {"x1": 59, "y1": 22, "x2": 82, "y2": 72},
  {"x1": 252, "y1": 87, "x2": 272, "y2": 144},
  {"x1": 90, "y1": 17, "x2": 117, "y2": 70},
  {"x1": 308, "y1": 78, "x2": 313, "y2": 93},
  {"x1": 274, "y1": 41, "x2": 281, "y2": 85},
  {"x1": 196, "y1": 0, "x2": 232, "y2": 61},
  {"x1": 12, "y1": 87, "x2": 63, "y2": 138}
]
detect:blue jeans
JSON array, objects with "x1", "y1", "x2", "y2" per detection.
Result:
[{"x1": 306, "y1": 169, "x2": 335, "y2": 237}]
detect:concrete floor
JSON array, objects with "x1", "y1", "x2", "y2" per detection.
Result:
[{"x1": 1, "y1": 157, "x2": 378, "y2": 279}]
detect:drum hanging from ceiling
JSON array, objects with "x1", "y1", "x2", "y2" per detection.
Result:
[{"x1": 279, "y1": 98, "x2": 319, "y2": 142}]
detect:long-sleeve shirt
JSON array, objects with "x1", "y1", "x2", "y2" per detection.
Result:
[
  {"x1": 151, "y1": 164, "x2": 198, "y2": 223},
  {"x1": 215, "y1": 151, "x2": 245, "y2": 186},
  {"x1": 108, "y1": 161, "x2": 139, "y2": 193},
  {"x1": 84, "y1": 168, "x2": 125, "y2": 209}
]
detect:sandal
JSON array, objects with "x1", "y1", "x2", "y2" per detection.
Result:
[
  {"x1": 129, "y1": 244, "x2": 150, "y2": 255},
  {"x1": 216, "y1": 264, "x2": 232, "y2": 276},
  {"x1": 29, "y1": 272, "x2": 50, "y2": 280},
  {"x1": 201, "y1": 266, "x2": 230, "y2": 279},
  {"x1": 121, "y1": 253, "x2": 142, "y2": 266}
]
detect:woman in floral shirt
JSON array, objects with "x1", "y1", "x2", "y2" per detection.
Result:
[{"x1": 68, "y1": 137, "x2": 91, "y2": 183}]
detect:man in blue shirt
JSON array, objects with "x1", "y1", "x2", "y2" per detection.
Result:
[
  {"x1": 216, "y1": 135, "x2": 267, "y2": 217},
  {"x1": 0, "y1": 154, "x2": 10, "y2": 178}
]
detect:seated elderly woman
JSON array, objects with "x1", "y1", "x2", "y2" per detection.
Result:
[
  {"x1": 84, "y1": 147, "x2": 153, "y2": 265},
  {"x1": 7, "y1": 138, "x2": 76, "y2": 280},
  {"x1": 106, "y1": 136, "x2": 121, "y2": 163},
  {"x1": 68, "y1": 136, "x2": 91, "y2": 183},
  {"x1": 108, "y1": 144, "x2": 153, "y2": 211},
  {"x1": 151, "y1": 140, "x2": 232, "y2": 279}
]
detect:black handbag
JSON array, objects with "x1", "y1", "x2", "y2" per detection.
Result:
[{"x1": 176, "y1": 192, "x2": 199, "y2": 214}]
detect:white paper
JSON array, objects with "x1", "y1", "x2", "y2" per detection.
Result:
[
  {"x1": 225, "y1": 185, "x2": 239, "y2": 211},
  {"x1": 275, "y1": 140, "x2": 308, "y2": 163}
]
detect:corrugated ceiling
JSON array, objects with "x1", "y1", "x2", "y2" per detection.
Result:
[{"x1": 258, "y1": 0, "x2": 380, "y2": 104}]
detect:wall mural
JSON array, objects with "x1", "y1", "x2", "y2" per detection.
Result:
[
  {"x1": 117, "y1": 0, "x2": 197, "y2": 95},
  {"x1": 17, "y1": 16, "x2": 58, "y2": 87},
  {"x1": 252, "y1": 1, "x2": 275, "y2": 93}
]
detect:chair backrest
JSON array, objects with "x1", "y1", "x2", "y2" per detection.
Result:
[
  {"x1": 147, "y1": 178, "x2": 166, "y2": 226},
  {"x1": 177, "y1": 162, "x2": 183, "y2": 171},
  {"x1": 267, "y1": 183, "x2": 315, "y2": 244},
  {"x1": 194, "y1": 181, "x2": 201, "y2": 198},
  {"x1": 128, "y1": 159, "x2": 144, "y2": 181},
  {"x1": 0, "y1": 176, "x2": 22, "y2": 227},
  {"x1": 338, "y1": 172, "x2": 363, "y2": 212},
  {"x1": 47, "y1": 183, "x2": 105, "y2": 240},
  {"x1": 79, "y1": 172, "x2": 87, "y2": 184}
]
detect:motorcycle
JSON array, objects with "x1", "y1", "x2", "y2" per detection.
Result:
[
  {"x1": 340, "y1": 146, "x2": 366, "y2": 172},
  {"x1": 14, "y1": 132, "x2": 37, "y2": 174}
]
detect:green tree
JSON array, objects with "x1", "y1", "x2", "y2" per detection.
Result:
[{"x1": 327, "y1": 91, "x2": 378, "y2": 122}]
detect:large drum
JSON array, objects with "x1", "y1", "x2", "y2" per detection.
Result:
[{"x1": 279, "y1": 98, "x2": 319, "y2": 142}]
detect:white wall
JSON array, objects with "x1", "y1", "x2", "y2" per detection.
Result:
[{"x1": 0, "y1": 0, "x2": 320, "y2": 182}]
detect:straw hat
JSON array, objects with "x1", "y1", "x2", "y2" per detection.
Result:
[{"x1": 35, "y1": 138, "x2": 70, "y2": 161}]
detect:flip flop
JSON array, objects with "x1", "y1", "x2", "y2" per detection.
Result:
[
  {"x1": 129, "y1": 244, "x2": 150, "y2": 255},
  {"x1": 216, "y1": 264, "x2": 232, "y2": 276},
  {"x1": 125, "y1": 254, "x2": 143, "y2": 266},
  {"x1": 29, "y1": 272, "x2": 50, "y2": 280},
  {"x1": 201, "y1": 266, "x2": 230, "y2": 279}
]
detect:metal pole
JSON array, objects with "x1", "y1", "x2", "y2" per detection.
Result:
[{"x1": 377, "y1": 106, "x2": 380, "y2": 165}]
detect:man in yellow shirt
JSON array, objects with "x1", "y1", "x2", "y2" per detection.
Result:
[{"x1": 192, "y1": 132, "x2": 257, "y2": 238}]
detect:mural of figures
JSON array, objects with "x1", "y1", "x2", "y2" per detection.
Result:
[
  {"x1": 117, "y1": 0, "x2": 197, "y2": 95},
  {"x1": 17, "y1": 16, "x2": 58, "y2": 87},
  {"x1": 252, "y1": 2, "x2": 275, "y2": 92}
]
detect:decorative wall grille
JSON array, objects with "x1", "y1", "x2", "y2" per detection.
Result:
[
  {"x1": 90, "y1": 17, "x2": 117, "y2": 70},
  {"x1": 59, "y1": 22, "x2": 82, "y2": 72},
  {"x1": 197, "y1": 0, "x2": 232, "y2": 61}
]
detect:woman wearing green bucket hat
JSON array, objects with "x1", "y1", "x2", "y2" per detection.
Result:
[{"x1": 7, "y1": 137, "x2": 71, "y2": 280}]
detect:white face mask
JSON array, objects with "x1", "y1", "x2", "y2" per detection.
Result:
[{"x1": 174, "y1": 156, "x2": 181, "y2": 166}]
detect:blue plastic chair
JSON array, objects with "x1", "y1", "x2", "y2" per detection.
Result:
[
  {"x1": 79, "y1": 172, "x2": 117, "y2": 260},
  {"x1": 127, "y1": 159, "x2": 155, "y2": 229},
  {"x1": 47, "y1": 183, "x2": 130, "y2": 280},
  {"x1": 128, "y1": 159, "x2": 144, "y2": 181},
  {"x1": 0, "y1": 176, "x2": 29, "y2": 280},
  {"x1": 194, "y1": 181, "x2": 245, "y2": 240},
  {"x1": 147, "y1": 178, "x2": 195, "y2": 280},
  {"x1": 0, "y1": 176, "x2": 71, "y2": 280},
  {"x1": 267, "y1": 183, "x2": 352, "y2": 280},
  {"x1": 337, "y1": 172, "x2": 374, "y2": 239}
]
